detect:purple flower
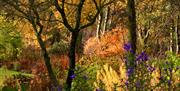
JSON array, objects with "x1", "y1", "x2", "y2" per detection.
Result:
[
  {"x1": 159, "y1": 76, "x2": 164, "y2": 81},
  {"x1": 70, "y1": 74, "x2": 76, "y2": 79},
  {"x1": 125, "y1": 80, "x2": 129, "y2": 86},
  {"x1": 168, "y1": 80, "x2": 171, "y2": 86},
  {"x1": 127, "y1": 67, "x2": 134, "y2": 76},
  {"x1": 130, "y1": 50, "x2": 135, "y2": 54},
  {"x1": 57, "y1": 86, "x2": 62, "y2": 91},
  {"x1": 136, "y1": 52, "x2": 148, "y2": 61},
  {"x1": 124, "y1": 43, "x2": 132, "y2": 51},
  {"x1": 148, "y1": 66, "x2": 155, "y2": 72}
]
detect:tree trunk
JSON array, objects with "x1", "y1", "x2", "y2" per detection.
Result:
[
  {"x1": 96, "y1": 13, "x2": 103, "y2": 40},
  {"x1": 138, "y1": 28, "x2": 145, "y2": 51},
  {"x1": 102, "y1": 7, "x2": 109, "y2": 35},
  {"x1": 177, "y1": 15, "x2": 180, "y2": 54},
  {"x1": 170, "y1": 31, "x2": 173, "y2": 52},
  {"x1": 128, "y1": 0, "x2": 137, "y2": 53},
  {"x1": 66, "y1": 31, "x2": 79, "y2": 90},
  {"x1": 36, "y1": 35, "x2": 59, "y2": 89},
  {"x1": 175, "y1": 16, "x2": 179, "y2": 54},
  {"x1": 127, "y1": 0, "x2": 137, "y2": 90}
]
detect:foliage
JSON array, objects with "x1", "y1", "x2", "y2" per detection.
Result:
[
  {"x1": 2, "y1": 74, "x2": 31, "y2": 91},
  {"x1": 153, "y1": 51, "x2": 180, "y2": 90},
  {"x1": 84, "y1": 28, "x2": 127, "y2": 57},
  {"x1": 0, "y1": 0, "x2": 180, "y2": 90},
  {"x1": 0, "y1": 16, "x2": 23, "y2": 60},
  {"x1": 71, "y1": 64, "x2": 100, "y2": 91},
  {"x1": 124, "y1": 43, "x2": 180, "y2": 90},
  {"x1": 0, "y1": 67, "x2": 32, "y2": 90},
  {"x1": 48, "y1": 40, "x2": 69, "y2": 55},
  {"x1": 94, "y1": 64, "x2": 122, "y2": 91}
]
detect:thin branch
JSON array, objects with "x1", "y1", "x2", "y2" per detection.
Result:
[
  {"x1": 75, "y1": 0, "x2": 85, "y2": 30},
  {"x1": 3, "y1": 0, "x2": 29, "y2": 19},
  {"x1": 80, "y1": 0, "x2": 100, "y2": 29},
  {"x1": 54, "y1": 0, "x2": 73, "y2": 31},
  {"x1": 32, "y1": 6, "x2": 43, "y2": 35}
]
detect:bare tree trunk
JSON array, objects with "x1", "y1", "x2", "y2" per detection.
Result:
[
  {"x1": 128, "y1": 0, "x2": 137, "y2": 53},
  {"x1": 170, "y1": 31, "x2": 173, "y2": 52},
  {"x1": 31, "y1": 21, "x2": 60, "y2": 89},
  {"x1": 175, "y1": 16, "x2": 179, "y2": 54},
  {"x1": 138, "y1": 28, "x2": 144, "y2": 50},
  {"x1": 177, "y1": 15, "x2": 180, "y2": 54},
  {"x1": 36, "y1": 35, "x2": 60, "y2": 89},
  {"x1": 127, "y1": 0, "x2": 137, "y2": 90},
  {"x1": 66, "y1": 30, "x2": 79, "y2": 90},
  {"x1": 96, "y1": 14, "x2": 102, "y2": 40},
  {"x1": 102, "y1": 7, "x2": 109, "y2": 35}
]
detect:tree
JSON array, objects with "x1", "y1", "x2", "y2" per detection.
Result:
[
  {"x1": 127, "y1": 0, "x2": 137, "y2": 90},
  {"x1": 53, "y1": 0, "x2": 114, "y2": 89},
  {"x1": 0, "y1": 0, "x2": 60, "y2": 89}
]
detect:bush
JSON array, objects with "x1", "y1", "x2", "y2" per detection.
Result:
[
  {"x1": 152, "y1": 51, "x2": 180, "y2": 90},
  {"x1": 94, "y1": 64, "x2": 122, "y2": 91},
  {"x1": 0, "y1": 16, "x2": 23, "y2": 60},
  {"x1": 71, "y1": 64, "x2": 100, "y2": 91},
  {"x1": 2, "y1": 74, "x2": 32, "y2": 91},
  {"x1": 48, "y1": 40, "x2": 69, "y2": 55}
]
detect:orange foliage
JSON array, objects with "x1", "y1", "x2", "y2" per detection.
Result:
[{"x1": 84, "y1": 27, "x2": 128, "y2": 57}]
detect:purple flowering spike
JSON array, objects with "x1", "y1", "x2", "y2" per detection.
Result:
[
  {"x1": 159, "y1": 76, "x2": 164, "y2": 81},
  {"x1": 148, "y1": 66, "x2": 155, "y2": 72},
  {"x1": 127, "y1": 68, "x2": 134, "y2": 76},
  {"x1": 57, "y1": 86, "x2": 62, "y2": 91},
  {"x1": 130, "y1": 50, "x2": 135, "y2": 54},
  {"x1": 70, "y1": 74, "x2": 76, "y2": 79},
  {"x1": 142, "y1": 53, "x2": 148, "y2": 61},
  {"x1": 168, "y1": 80, "x2": 171, "y2": 86},
  {"x1": 136, "y1": 55, "x2": 142, "y2": 61},
  {"x1": 125, "y1": 80, "x2": 129, "y2": 86},
  {"x1": 136, "y1": 52, "x2": 149, "y2": 61},
  {"x1": 124, "y1": 43, "x2": 132, "y2": 51}
]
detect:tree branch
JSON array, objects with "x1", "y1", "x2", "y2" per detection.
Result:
[
  {"x1": 75, "y1": 0, "x2": 85, "y2": 30},
  {"x1": 80, "y1": 0, "x2": 114, "y2": 29},
  {"x1": 80, "y1": 0, "x2": 100, "y2": 29},
  {"x1": 54, "y1": 0, "x2": 73, "y2": 31}
]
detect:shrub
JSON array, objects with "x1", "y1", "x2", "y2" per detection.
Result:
[
  {"x1": 94, "y1": 64, "x2": 123, "y2": 91},
  {"x1": 153, "y1": 51, "x2": 180, "y2": 90},
  {"x1": 48, "y1": 40, "x2": 69, "y2": 55},
  {"x1": 2, "y1": 74, "x2": 31, "y2": 91},
  {"x1": 71, "y1": 64, "x2": 100, "y2": 91},
  {"x1": 123, "y1": 43, "x2": 180, "y2": 90},
  {"x1": 0, "y1": 16, "x2": 23, "y2": 60}
]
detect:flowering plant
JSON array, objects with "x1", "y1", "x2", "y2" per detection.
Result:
[{"x1": 123, "y1": 43, "x2": 155, "y2": 90}]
